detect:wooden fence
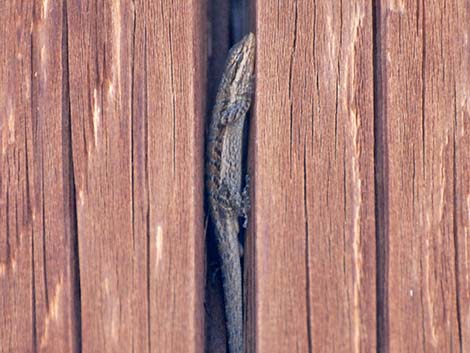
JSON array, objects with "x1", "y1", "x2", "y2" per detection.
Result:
[{"x1": 1, "y1": 0, "x2": 469, "y2": 352}]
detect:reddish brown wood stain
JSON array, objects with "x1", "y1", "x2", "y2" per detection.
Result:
[
  {"x1": 1, "y1": 0, "x2": 205, "y2": 352},
  {"x1": 251, "y1": 1, "x2": 376, "y2": 352},
  {"x1": 375, "y1": 1, "x2": 470, "y2": 352},
  {"x1": 1, "y1": 1, "x2": 469, "y2": 353}
]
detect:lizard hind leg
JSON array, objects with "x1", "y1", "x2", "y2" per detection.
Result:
[
  {"x1": 241, "y1": 173, "x2": 251, "y2": 228},
  {"x1": 215, "y1": 181, "x2": 245, "y2": 214},
  {"x1": 215, "y1": 177, "x2": 250, "y2": 230}
]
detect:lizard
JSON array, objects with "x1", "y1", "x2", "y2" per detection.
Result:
[{"x1": 206, "y1": 32, "x2": 255, "y2": 353}]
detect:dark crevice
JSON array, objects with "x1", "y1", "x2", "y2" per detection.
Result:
[
  {"x1": 146, "y1": 204, "x2": 152, "y2": 353},
  {"x1": 206, "y1": 1, "x2": 253, "y2": 351},
  {"x1": 416, "y1": 0, "x2": 420, "y2": 35},
  {"x1": 342, "y1": 145, "x2": 350, "y2": 340},
  {"x1": 452, "y1": 81, "x2": 463, "y2": 353},
  {"x1": 311, "y1": 0, "x2": 317, "y2": 150},
  {"x1": 303, "y1": 143, "x2": 313, "y2": 353},
  {"x1": 373, "y1": 0, "x2": 388, "y2": 352},
  {"x1": 276, "y1": 0, "x2": 280, "y2": 27},
  {"x1": 130, "y1": 2, "x2": 137, "y2": 351},
  {"x1": 163, "y1": 3, "x2": 177, "y2": 176},
  {"x1": 419, "y1": 6, "x2": 428, "y2": 348},
  {"x1": 439, "y1": 5, "x2": 445, "y2": 84},
  {"x1": 167, "y1": 237, "x2": 176, "y2": 351},
  {"x1": 62, "y1": 1, "x2": 82, "y2": 351},
  {"x1": 419, "y1": 255, "x2": 427, "y2": 352},
  {"x1": 30, "y1": 14, "x2": 39, "y2": 352},
  {"x1": 38, "y1": 19, "x2": 49, "y2": 306},
  {"x1": 94, "y1": 1, "x2": 100, "y2": 87},
  {"x1": 421, "y1": 0, "x2": 426, "y2": 177},
  {"x1": 6, "y1": 188, "x2": 11, "y2": 264},
  {"x1": 144, "y1": 22, "x2": 152, "y2": 353},
  {"x1": 26, "y1": 41, "x2": 33, "y2": 224},
  {"x1": 230, "y1": 0, "x2": 248, "y2": 43},
  {"x1": 27, "y1": 64, "x2": 36, "y2": 353},
  {"x1": 334, "y1": 0, "x2": 344, "y2": 159},
  {"x1": 36, "y1": 10, "x2": 50, "y2": 306},
  {"x1": 130, "y1": 0, "x2": 137, "y2": 253},
  {"x1": 288, "y1": 0, "x2": 298, "y2": 177},
  {"x1": 206, "y1": 2, "x2": 232, "y2": 352},
  {"x1": 289, "y1": 106, "x2": 294, "y2": 177},
  {"x1": 412, "y1": 150, "x2": 416, "y2": 214},
  {"x1": 333, "y1": 77, "x2": 339, "y2": 158},
  {"x1": 343, "y1": 143, "x2": 347, "y2": 220},
  {"x1": 41, "y1": 160, "x2": 49, "y2": 309},
  {"x1": 32, "y1": 227, "x2": 38, "y2": 353},
  {"x1": 69, "y1": 148, "x2": 82, "y2": 353},
  {"x1": 312, "y1": 0, "x2": 317, "y2": 65},
  {"x1": 15, "y1": 160, "x2": 20, "y2": 244}
]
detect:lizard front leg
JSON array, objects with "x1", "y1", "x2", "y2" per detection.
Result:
[{"x1": 219, "y1": 91, "x2": 253, "y2": 126}]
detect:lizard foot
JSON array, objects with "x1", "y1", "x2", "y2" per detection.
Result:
[{"x1": 241, "y1": 173, "x2": 251, "y2": 228}]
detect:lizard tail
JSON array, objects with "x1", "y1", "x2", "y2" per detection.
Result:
[{"x1": 218, "y1": 233, "x2": 244, "y2": 353}]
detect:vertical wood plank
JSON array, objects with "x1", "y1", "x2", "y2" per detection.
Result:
[
  {"x1": 67, "y1": 0, "x2": 205, "y2": 352},
  {"x1": 138, "y1": 1, "x2": 206, "y2": 352},
  {"x1": 251, "y1": 1, "x2": 376, "y2": 352},
  {"x1": 376, "y1": 0, "x2": 467, "y2": 351},
  {"x1": 453, "y1": 3, "x2": 470, "y2": 351},
  {"x1": 67, "y1": 0, "x2": 135, "y2": 350},
  {"x1": 0, "y1": 0, "x2": 80, "y2": 352},
  {"x1": 1, "y1": 4, "x2": 35, "y2": 351}
]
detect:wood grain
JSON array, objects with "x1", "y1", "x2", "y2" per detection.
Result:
[
  {"x1": 0, "y1": 1, "x2": 80, "y2": 352},
  {"x1": 2, "y1": 1, "x2": 469, "y2": 352},
  {"x1": 453, "y1": 3, "x2": 470, "y2": 351},
  {"x1": 251, "y1": 1, "x2": 376, "y2": 352},
  {"x1": 67, "y1": 0, "x2": 205, "y2": 352},
  {"x1": 375, "y1": 0, "x2": 469, "y2": 352}
]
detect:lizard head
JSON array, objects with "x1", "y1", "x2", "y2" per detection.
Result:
[{"x1": 224, "y1": 32, "x2": 255, "y2": 98}]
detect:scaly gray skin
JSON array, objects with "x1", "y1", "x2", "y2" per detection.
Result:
[{"x1": 206, "y1": 33, "x2": 255, "y2": 353}]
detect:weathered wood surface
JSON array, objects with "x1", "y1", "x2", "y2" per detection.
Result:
[
  {"x1": 0, "y1": 1, "x2": 80, "y2": 352},
  {"x1": 453, "y1": 4, "x2": 470, "y2": 349},
  {"x1": 375, "y1": 1, "x2": 470, "y2": 352},
  {"x1": 251, "y1": 1, "x2": 470, "y2": 353},
  {"x1": 1, "y1": 0, "x2": 470, "y2": 353},
  {"x1": 2, "y1": 0, "x2": 206, "y2": 352},
  {"x1": 251, "y1": 1, "x2": 376, "y2": 352},
  {"x1": 67, "y1": 0, "x2": 206, "y2": 352}
]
